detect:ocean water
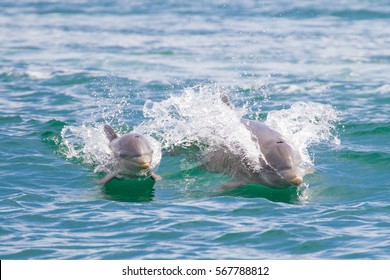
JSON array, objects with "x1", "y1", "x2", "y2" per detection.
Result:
[{"x1": 1, "y1": 0, "x2": 389, "y2": 260}]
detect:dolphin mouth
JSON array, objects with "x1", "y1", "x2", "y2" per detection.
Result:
[
  {"x1": 289, "y1": 176, "x2": 303, "y2": 186},
  {"x1": 277, "y1": 169, "x2": 303, "y2": 186},
  {"x1": 125, "y1": 155, "x2": 153, "y2": 170},
  {"x1": 138, "y1": 162, "x2": 150, "y2": 169},
  {"x1": 127, "y1": 161, "x2": 150, "y2": 170}
]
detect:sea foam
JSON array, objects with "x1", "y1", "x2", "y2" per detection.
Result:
[
  {"x1": 137, "y1": 85, "x2": 340, "y2": 175},
  {"x1": 60, "y1": 84, "x2": 339, "y2": 180}
]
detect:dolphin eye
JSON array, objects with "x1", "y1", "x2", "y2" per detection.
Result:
[{"x1": 277, "y1": 141, "x2": 284, "y2": 144}]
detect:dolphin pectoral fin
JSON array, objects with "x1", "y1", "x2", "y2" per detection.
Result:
[
  {"x1": 217, "y1": 180, "x2": 249, "y2": 191},
  {"x1": 150, "y1": 173, "x2": 162, "y2": 181},
  {"x1": 95, "y1": 173, "x2": 117, "y2": 185}
]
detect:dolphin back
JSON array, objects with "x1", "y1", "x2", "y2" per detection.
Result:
[{"x1": 104, "y1": 125, "x2": 118, "y2": 142}]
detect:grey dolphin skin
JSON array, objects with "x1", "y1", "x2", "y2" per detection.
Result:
[
  {"x1": 96, "y1": 125, "x2": 162, "y2": 184},
  {"x1": 205, "y1": 95, "x2": 303, "y2": 190}
]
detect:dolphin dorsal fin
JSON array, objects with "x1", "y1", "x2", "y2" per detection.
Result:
[
  {"x1": 103, "y1": 125, "x2": 118, "y2": 142},
  {"x1": 220, "y1": 93, "x2": 234, "y2": 109}
]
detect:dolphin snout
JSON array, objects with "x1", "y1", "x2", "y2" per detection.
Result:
[
  {"x1": 129, "y1": 155, "x2": 152, "y2": 170},
  {"x1": 278, "y1": 169, "x2": 303, "y2": 186},
  {"x1": 289, "y1": 176, "x2": 303, "y2": 186},
  {"x1": 138, "y1": 162, "x2": 150, "y2": 169}
]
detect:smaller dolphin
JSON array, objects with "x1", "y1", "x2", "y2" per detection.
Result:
[{"x1": 95, "y1": 125, "x2": 162, "y2": 184}]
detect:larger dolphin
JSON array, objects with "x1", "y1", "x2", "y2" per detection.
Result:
[
  {"x1": 95, "y1": 125, "x2": 162, "y2": 184},
  {"x1": 205, "y1": 96, "x2": 303, "y2": 190}
]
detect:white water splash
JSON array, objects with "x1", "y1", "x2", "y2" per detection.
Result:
[
  {"x1": 136, "y1": 85, "x2": 264, "y2": 170},
  {"x1": 265, "y1": 101, "x2": 340, "y2": 169},
  {"x1": 60, "y1": 124, "x2": 113, "y2": 172},
  {"x1": 137, "y1": 85, "x2": 340, "y2": 174},
  {"x1": 90, "y1": 77, "x2": 132, "y2": 129},
  {"x1": 60, "y1": 84, "x2": 339, "y2": 181}
]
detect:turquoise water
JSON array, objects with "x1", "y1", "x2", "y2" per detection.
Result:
[{"x1": 1, "y1": 0, "x2": 390, "y2": 259}]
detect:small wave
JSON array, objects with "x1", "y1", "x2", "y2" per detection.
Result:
[
  {"x1": 343, "y1": 122, "x2": 390, "y2": 136},
  {"x1": 41, "y1": 119, "x2": 68, "y2": 149},
  {"x1": 338, "y1": 150, "x2": 390, "y2": 166},
  {"x1": 331, "y1": 9, "x2": 390, "y2": 20},
  {"x1": 0, "y1": 71, "x2": 29, "y2": 82},
  {"x1": 0, "y1": 115, "x2": 23, "y2": 124},
  {"x1": 376, "y1": 84, "x2": 390, "y2": 94},
  {"x1": 273, "y1": 8, "x2": 390, "y2": 20}
]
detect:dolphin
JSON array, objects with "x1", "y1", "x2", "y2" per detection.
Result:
[
  {"x1": 205, "y1": 95, "x2": 303, "y2": 190},
  {"x1": 95, "y1": 125, "x2": 162, "y2": 184}
]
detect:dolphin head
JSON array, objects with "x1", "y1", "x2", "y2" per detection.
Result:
[
  {"x1": 262, "y1": 139, "x2": 303, "y2": 186},
  {"x1": 113, "y1": 133, "x2": 154, "y2": 174}
]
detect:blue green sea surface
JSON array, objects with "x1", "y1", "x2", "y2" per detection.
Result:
[{"x1": 1, "y1": 0, "x2": 390, "y2": 259}]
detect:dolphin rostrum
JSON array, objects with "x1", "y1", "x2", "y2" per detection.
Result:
[{"x1": 95, "y1": 125, "x2": 162, "y2": 184}]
